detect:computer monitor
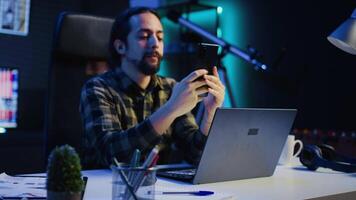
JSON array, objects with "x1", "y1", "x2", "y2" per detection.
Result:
[{"x1": 0, "y1": 67, "x2": 19, "y2": 129}]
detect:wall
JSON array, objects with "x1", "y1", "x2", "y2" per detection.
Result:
[
  {"x1": 0, "y1": 0, "x2": 128, "y2": 174},
  {"x1": 199, "y1": 0, "x2": 356, "y2": 130}
]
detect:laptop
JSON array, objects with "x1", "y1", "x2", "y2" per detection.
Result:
[{"x1": 157, "y1": 108, "x2": 297, "y2": 184}]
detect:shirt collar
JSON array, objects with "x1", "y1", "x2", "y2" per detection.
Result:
[{"x1": 114, "y1": 67, "x2": 163, "y2": 94}]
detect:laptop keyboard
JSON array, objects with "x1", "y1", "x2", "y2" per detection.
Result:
[
  {"x1": 157, "y1": 168, "x2": 196, "y2": 180},
  {"x1": 167, "y1": 169, "x2": 196, "y2": 175}
]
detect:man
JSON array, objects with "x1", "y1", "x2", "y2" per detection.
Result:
[{"x1": 80, "y1": 7, "x2": 225, "y2": 168}]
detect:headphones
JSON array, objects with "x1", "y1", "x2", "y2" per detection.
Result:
[{"x1": 300, "y1": 144, "x2": 356, "y2": 173}]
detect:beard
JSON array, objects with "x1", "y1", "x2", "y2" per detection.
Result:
[{"x1": 129, "y1": 51, "x2": 162, "y2": 75}]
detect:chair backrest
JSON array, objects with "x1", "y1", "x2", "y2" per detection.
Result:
[{"x1": 45, "y1": 12, "x2": 114, "y2": 167}]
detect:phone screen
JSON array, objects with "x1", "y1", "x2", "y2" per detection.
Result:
[{"x1": 194, "y1": 43, "x2": 219, "y2": 75}]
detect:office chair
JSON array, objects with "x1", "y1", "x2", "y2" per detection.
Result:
[{"x1": 44, "y1": 12, "x2": 113, "y2": 168}]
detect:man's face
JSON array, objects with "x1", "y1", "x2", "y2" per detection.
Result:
[{"x1": 123, "y1": 12, "x2": 164, "y2": 75}]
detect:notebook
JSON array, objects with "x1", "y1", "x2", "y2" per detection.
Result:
[{"x1": 157, "y1": 108, "x2": 297, "y2": 184}]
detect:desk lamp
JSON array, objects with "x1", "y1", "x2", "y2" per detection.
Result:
[{"x1": 327, "y1": 8, "x2": 356, "y2": 55}]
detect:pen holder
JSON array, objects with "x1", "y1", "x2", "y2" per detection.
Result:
[{"x1": 111, "y1": 165, "x2": 157, "y2": 200}]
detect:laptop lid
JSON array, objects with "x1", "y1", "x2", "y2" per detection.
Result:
[{"x1": 192, "y1": 108, "x2": 297, "y2": 184}]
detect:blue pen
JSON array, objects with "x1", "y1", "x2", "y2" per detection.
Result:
[{"x1": 154, "y1": 190, "x2": 214, "y2": 196}]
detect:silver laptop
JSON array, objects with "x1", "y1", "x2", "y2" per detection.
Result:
[{"x1": 157, "y1": 108, "x2": 297, "y2": 184}]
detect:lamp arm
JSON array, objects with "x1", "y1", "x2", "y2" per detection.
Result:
[{"x1": 167, "y1": 10, "x2": 268, "y2": 71}]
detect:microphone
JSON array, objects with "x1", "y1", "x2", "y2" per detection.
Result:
[{"x1": 166, "y1": 10, "x2": 268, "y2": 71}]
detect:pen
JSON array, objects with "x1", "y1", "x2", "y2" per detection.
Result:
[
  {"x1": 112, "y1": 158, "x2": 138, "y2": 200},
  {"x1": 145, "y1": 154, "x2": 159, "y2": 175},
  {"x1": 128, "y1": 149, "x2": 141, "y2": 182},
  {"x1": 142, "y1": 146, "x2": 159, "y2": 168},
  {"x1": 136, "y1": 154, "x2": 159, "y2": 190},
  {"x1": 154, "y1": 190, "x2": 214, "y2": 196},
  {"x1": 113, "y1": 157, "x2": 121, "y2": 167},
  {"x1": 125, "y1": 149, "x2": 141, "y2": 200},
  {"x1": 116, "y1": 168, "x2": 138, "y2": 200},
  {"x1": 130, "y1": 149, "x2": 141, "y2": 167},
  {"x1": 132, "y1": 146, "x2": 159, "y2": 192}
]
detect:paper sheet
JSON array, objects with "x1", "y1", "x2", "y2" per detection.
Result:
[{"x1": 0, "y1": 172, "x2": 46, "y2": 198}]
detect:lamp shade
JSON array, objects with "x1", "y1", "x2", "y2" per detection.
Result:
[{"x1": 327, "y1": 8, "x2": 356, "y2": 55}]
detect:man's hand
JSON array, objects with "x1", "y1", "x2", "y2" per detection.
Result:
[
  {"x1": 200, "y1": 66, "x2": 225, "y2": 135},
  {"x1": 166, "y1": 69, "x2": 209, "y2": 118},
  {"x1": 149, "y1": 69, "x2": 209, "y2": 135},
  {"x1": 203, "y1": 66, "x2": 225, "y2": 113}
]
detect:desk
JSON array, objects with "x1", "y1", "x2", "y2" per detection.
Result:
[{"x1": 82, "y1": 159, "x2": 356, "y2": 200}]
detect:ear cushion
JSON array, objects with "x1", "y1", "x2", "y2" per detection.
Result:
[
  {"x1": 300, "y1": 145, "x2": 323, "y2": 171},
  {"x1": 317, "y1": 144, "x2": 336, "y2": 161},
  {"x1": 318, "y1": 144, "x2": 356, "y2": 164}
]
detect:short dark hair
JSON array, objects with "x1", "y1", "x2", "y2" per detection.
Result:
[{"x1": 109, "y1": 7, "x2": 161, "y2": 67}]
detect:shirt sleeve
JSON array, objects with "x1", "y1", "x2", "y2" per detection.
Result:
[
  {"x1": 171, "y1": 112, "x2": 208, "y2": 165},
  {"x1": 80, "y1": 78, "x2": 162, "y2": 167}
]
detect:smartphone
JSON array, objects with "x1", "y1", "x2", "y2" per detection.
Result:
[
  {"x1": 193, "y1": 43, "x2": 219, "y2": 97},
  {"x1": 194, "y1": 42, "x2": 219, "y2": 75}
]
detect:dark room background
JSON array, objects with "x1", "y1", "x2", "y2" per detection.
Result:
[{"x1": 0, "y1": 0, "x2": 355, "y2": 173}]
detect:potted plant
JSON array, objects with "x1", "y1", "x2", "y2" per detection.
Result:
[{"x1": 46, "y1": 145, "x2": 84, "y2": 200}]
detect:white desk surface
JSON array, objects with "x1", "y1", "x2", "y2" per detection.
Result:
[{"x1": 82, "y1": 159, "x2": 356, "y2": 200}]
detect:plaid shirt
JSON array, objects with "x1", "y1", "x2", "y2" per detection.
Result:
[{"x1": 80, "y1": 67, "x2": 207, "y2": 168}]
